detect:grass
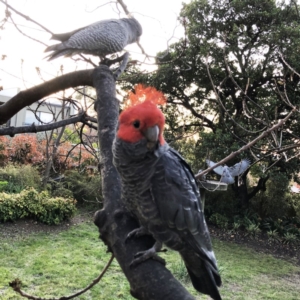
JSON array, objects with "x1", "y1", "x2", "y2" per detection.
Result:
[{"x1": 0, "y1": 220, "x2": 299, "y2": 300}]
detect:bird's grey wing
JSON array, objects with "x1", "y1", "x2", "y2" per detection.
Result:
[
  {"x1": 153, "y1": 149, "x2": 218, "y2": 268},
  {"x1": 151, "y1": 148, "x2": 222, "y2": 298},
  {"x1": 206, "y1": 159, "x2": 224, "y2": 176},
  {"x1": 65, "y1": 20, "x2": 127, "y2": 52},
  {"x1": 229, "y1": 158, "x2": 251, "y2": 177}
]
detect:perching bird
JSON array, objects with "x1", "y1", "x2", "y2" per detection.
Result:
[
  {"x1": 113, "y1": 85, "x2": 222, "y2": 300},
  {"x1": 44, "y1": 18, "x2": 142, "y2": 61},
  {"x1": 206, "y1": 159, "x2": 251, "y2": 184}
]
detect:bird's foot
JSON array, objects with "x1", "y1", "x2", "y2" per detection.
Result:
[
  {"x1": 125, "y1": 226, "x2": 149, "y2": 243},
  {"x1": 130, "y1": 241, "x2": 166, "y2": 267},
  {"x1": 113, "y1": 52, "x2": 129, "y2": 80}
]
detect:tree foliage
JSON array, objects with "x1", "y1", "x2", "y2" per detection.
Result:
[{"x1": 124, "y1": 0, "x2": 300, "y2": 217}]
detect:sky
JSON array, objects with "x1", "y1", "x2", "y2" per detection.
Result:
[{"x1": 0, "y1": 0, "x2": 189, "y2": 96}]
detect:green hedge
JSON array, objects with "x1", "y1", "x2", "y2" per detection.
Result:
[{"x1": 0, "y1": 188, "x2": 77, "y2": 225}]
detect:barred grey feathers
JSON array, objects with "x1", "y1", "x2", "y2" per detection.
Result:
[
  {"x1": 113, "y1": 137, "x2": 222, "y2": 300},
  {"x1": 45, "y1": 18, "x2": 142, "y2": 61}
]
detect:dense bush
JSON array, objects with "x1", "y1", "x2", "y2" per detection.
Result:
[
  {"x1": 204, "y1": 188, "x2": 240, "y2": 219},
  {"x1": 0, "y1": 187, "x2": 76, "y2": 225},
  {"x1": 59, "y1": 170, "x2": 102, "y2": 205},
  {"x1": 0, "y1": 164, "x2": 41, "y2": 193},
  {"x1": 0, "y1": 181, "x2": 8, "y2": 192},
  {"x1": 0, "y1": 134, "x2": 96, "y2": 170},
  {"x1": 250, "y1": 173, "x2": 300, "y2": 219}
]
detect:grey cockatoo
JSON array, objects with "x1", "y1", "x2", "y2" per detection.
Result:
[
  {"x1": 44, "y1": 18, "x2": 142, "y2": 61},
  {"x1": 206, "y1": 159, "x2": 251, "y2": 184},
  {"x1": 112, "y1": 85, "x2": 222, "y2": 300}
]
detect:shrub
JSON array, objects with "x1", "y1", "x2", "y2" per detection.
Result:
[
  {"x1": 209, "y1": 213, "x2": 229, "y2": 229},
  {"x1": 50, "y1": 185, "x2": 74, "y2": 199},
  {"x1": 267, "y1": 229, "x2": 280, "y2": 243},
  {"x1": 250, "y1": 172, "x2": 291, "y2": 218},
  {"x1": 61, "y1": 170, "x2": 102, "y2": 205},
  {"x1": 281, "y1": 232, "x2": 299, "y2": 245},
  {"x1": 0, "y1": 136, "x2": 9, "y2": 165},
  {"x1": 0, "y1": 187, "x2": 76, "y2": 225},
  {"x1": 230, "y1": 221, "x2": 242, "y2": 234},
  {"x1": 245, "y1": 222, "x2": 261, "y2": 239},
  {"x1": 0, "y1": 164, "x2": 41, "y2": 193},
  {"x1": 38, "y1": 196, "x2": 77, "y2": 225},
  {"x1": 9, "y1": 135, "x2": 44, "y2": 164},
  {"x1": 0, "y1": 192, "x2": 28, "y2": 222},
  {"x1": 0, "y1": 135, "x2": 96, "y2": 170},
  {"x1": 204, "y1": 188, "x2": 240, "y2": 219},
  {"x1": 0, "y1": 181, "x2": 8, "y2": 192}
]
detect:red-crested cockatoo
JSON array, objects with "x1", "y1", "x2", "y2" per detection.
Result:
[{"x1": 113, "y1": 85, "x2": 222, "y2": 300}]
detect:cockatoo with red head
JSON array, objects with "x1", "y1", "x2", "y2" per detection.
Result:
[{"x1": 112, "y1": 85, "x2": 222, "y2": 300}]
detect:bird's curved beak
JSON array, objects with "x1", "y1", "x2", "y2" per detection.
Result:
[{"x1": 144, "y1": 125, "x2": 159, "y2": 149}]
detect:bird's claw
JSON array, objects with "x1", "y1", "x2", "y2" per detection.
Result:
[
  {"x1": 129, "y1": 241, "x2": 165, "y2": 267},
  {"x1": 130, "y1": 248, "x2": 166, "y2": 267},
  {"x1": 125, "y1": 227, "x2": 149, "y2": 243}
]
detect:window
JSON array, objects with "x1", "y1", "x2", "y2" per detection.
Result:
[{"x1": 24, "y1": 110, "x2": 53, "y2": 125}]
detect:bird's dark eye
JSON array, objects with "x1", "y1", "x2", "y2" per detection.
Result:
[{"x1": 133, "y1": 120, "x2": 140, "y2": 128}]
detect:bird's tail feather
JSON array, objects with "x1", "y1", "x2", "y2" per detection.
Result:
[
  {"x1": 44, "y1": 49, "x2": 73, "y2": 61},
  {"x1": 180, "y1": 250, "x2": 222, "y2": 300},
  {"x1": 186, "y1": 264, "x2": 222, "y2": 300},
  {"x1": 44, "y1": 44, "x2": 60, "y2": 53}
]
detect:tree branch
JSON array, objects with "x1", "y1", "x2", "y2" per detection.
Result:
[
  {"x1": 196, "y1": 108, "x2": 297, "y2": 179},
  {"x1": 0, "y1": 112, "x2": 97, "y2": 136},
  {"x1": 0, "y1": 0, "x2": 53, "y2": 34},
  {"x1": 0, "y1": 69, "x2": 94, "y2": 125}
]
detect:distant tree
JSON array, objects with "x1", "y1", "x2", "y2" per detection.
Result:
[{"x1": 124, "y1": 0, "x2": 300, "y2": 214}]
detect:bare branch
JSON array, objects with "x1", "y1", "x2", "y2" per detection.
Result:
[
  {"x1": 0, "y1": 0, "x2": 53, "y2": 34},
  {"x1": 0, "y1": 112, "x2": 97, "y2": 136},
  {"x1": 116, "y1": 0, "x2": 130, "y2": 16},
  {"x1": 196, "y1": 108, "x2": 297, "y2": 179},
  {"x1": 9, "y1": 255, "x2": 114, "y2": 300},
  {"x1": 0, "y1": 69, "x2": 94, "y2": 125},
  {"x1": 278, "y1": 52, "x2": 300, "y2": 77},
  {"x1": 8, "y1": 13, "x2": 48, "y2": 46}
]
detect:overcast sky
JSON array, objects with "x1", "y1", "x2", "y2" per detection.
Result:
[{"x1": 0, "y1": 0, "x2": 189, "y2": 95}]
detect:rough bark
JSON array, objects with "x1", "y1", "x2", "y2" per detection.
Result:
[{"x1": 93, "y1": 65, "x2": 195, "y2": 300}]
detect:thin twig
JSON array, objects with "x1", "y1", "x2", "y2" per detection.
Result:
[
  {"x1": 8, "y1": 14, "x2": 48, "y2": 46},
  {"x1": 195, "y1": 108, "x2": 296, "y2": 179},
  {"x1": 116, "y1": 0, "x2": 130, "y2": 16},
  {"x1": 0, "y1": 0, "x2": 53, "y2": 34},
  {"x1": 9, "y1": 254, "x2": 115, "y2": 300},
  {"x1": 205, "y1": 57, "x2": 266, "y2": 134}
]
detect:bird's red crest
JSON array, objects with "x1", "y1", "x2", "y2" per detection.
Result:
[
  {"x1": 124, "y1": 84, "x2": 167, "y2": 108},
  {"x1": 118, "y1": 84, "x2": 166, "y2": 144}
]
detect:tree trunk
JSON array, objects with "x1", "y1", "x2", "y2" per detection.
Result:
[
  {"x1": 236, "y1": 173, "x2": 249, "y2": 209},
  {"x1": 93, "y1": 65, "x2": 195, "y2": 300}
]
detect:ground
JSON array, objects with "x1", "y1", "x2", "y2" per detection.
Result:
[
  {"x1": 0, "y1": 212, "x2": 299, "y2": 267},
  {"x1": 210, "y1": 225, "x2": 300, "y2": 266}
]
